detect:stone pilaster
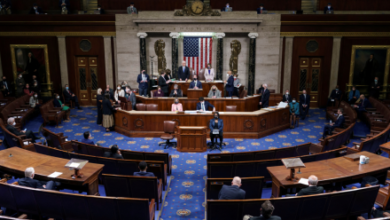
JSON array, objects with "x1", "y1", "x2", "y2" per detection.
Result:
[
  {"x1": 57, "y1": 36, "x2": 69, "y2": 86},
  {"x1": 113, "y1": 36, "x2": 118, "y2": 86},
  {"x1": 215, "y1": 32, "x2": 225, "y2": 80},
  {"x1": 283, "y1": 36, "x2": 294, "y2": 92},
  {"x1": 103, "y1": 36, "x2": 114, "y2": 87},
  {"x1": 329, "y1": 36, "x2": 342, "y2": 94},
  {"x1": 137, "y1": 32, "x2": 148, "y2": 72},
  {"x1": 248, "y1": 33, "x2": 258, "y2": 96},
  {"x1": 170, "y1": 32, "x2": 180, "y2": 79}
]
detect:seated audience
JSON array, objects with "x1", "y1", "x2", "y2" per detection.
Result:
[
  {"x1": 24, "y1": 83, "x2": 34, "y2": 96},
  {"x1": 256, "y1": 3, "x2": 266, "y2": 14},
  {"x1": 259, "y1": 84, "x2": 270, "y2": 108},
  {"x1": 169, "y1": 84, "x2": 183, "y2": 97},
  {"x1": 370, "y1": 76, "x2": 381, "y2": 99},
  {"x1": 244, "y1": 200, "x2": 281, "y2": 220},
  {"x1": 282, "y1": 89, "x2": 292, "y2": 103},
  {"x1": 59, "y1": 0, "x2": 70, "y2": 14},
  {"x1": 137, "y1": 70, "x2": 149, "y2": 97},
  {"x1": 196, "y1": 97, "x2": 215, "y2": 111},
  {"x1": 324, "y1": 2, "x2": 334, "y2": 14},
  {"x1": 29, "y1": 3, "x2": 44, "y2": 14},
  {"x1": 18, "y1": 167, "x2": 60, "y2": 190},
  {"x1": 208, "y1": 85, "x2": 221, "y2": 98},
  {"x1": 327, "y1": 85, "x2": 342, "y2": 106},
  {"x1": 189, "y1": 75, "x2": 202, "y2": 89},
  {"x1": 0, "y1": 75, "x2": 11, "y2": 97},
  {"x1": 289, "y1": 98, "x2": 299, "y2": 129},
  {"x1": 81, "y1": 131, "x2": 95, "y2": 145},
  {"x1": 134, "y1": 161, "x2": 159, "y2": 183},
  {"x1": 171, "y1": 98, "x2": 183, "y2": 112},
  {"x1": 114, "y1": 84, "x2": 125, "y2": 103},
  {"x1": 127, "y1": 2, "x2": 137, "y2": 14},
  {"x1": 297, "y1": 175, "x2": 324, "y2": 196},
  {"x1": 6, "y1": 117, "x2": 40, "y2": 143},
  {"x1": 348, "y1": 86, "x2": 360, "y2": 104},
  {"x1": 299, "y1": 89, "x2": 310, "y2": 120},
  {"x1": 94, "y1": 4, "x2": 105, "y2": 14},
  {"x1": 322, "y1": 108, "x2": 344, "y2": 139},
  {"x1": 204, "y1": 63, "x2": 215, "y2": 82},
  {"x1": 103, "y1": 144, "x2": 123, "y2": 159},
  {"x1": 153, "y1": 86, "x2": 165, "y2": 97},
  {"x1": 63, "y1": 84, "x2": 82, "y2": 109},
  {"x1": 222, "y1": 2, "x2": 232, "y2": 12},
  {"x1": 29, "y1": 93, "x2": 39, "y2": 108},
  {"x1": 233, "y1": 74, "x2": 241, "y2": 96},
  {"x1": 53, "y1": 93, "x2": 70, "y2": 120},
  {"x1": 125, "y1": 86, "x2": 136, "y2": 110},
  {"x1": 218, "y1": 176, "x2": 245, "y2": 199},
  {"x1": 209, "y1": 111, "x2": 223, "y2": 146}
]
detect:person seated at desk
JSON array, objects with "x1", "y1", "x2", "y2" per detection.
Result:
[
  {"x1": 29, "y1": 93, "x2": 39, "y2": 109},
  {"x1": 209, "y1": 111, "x2": 223, "y2": 146},
  {"x1": 204, "y1": 63, "x2": 215, "y2": 82},
  {"x1": 283, "y1": 89, "x2": 292, "y2": 103},
  {"x1": 18, "y1": 167, "x2": 60, "y2": 190},
  {"x1": 244, "y1": 200, "x2": 281, "y2": 220},
  {"x1": 324, "y1": 2, "x2": 334, "y2": 14},
  {"x1": 63, "y1": 84, "x2": 82, "y2": 109},
  {"x1": 103, "y1": 145, "x2": 123, "y2": 159},
  {"x1": 196, "y1": 97, "x2": 215, "y2": 112},
  {"x1": 189, "y1": 75, "x2": 202, "y2": 89},
  {"x1": 153, "y1": 86, "x2": 165, "y2": 97},
  {"x1": 296, "y1": 175, "x2": 324, "y2": 196},
  {"x1": 208, "y1": 85, "x2": 221, "y2": 98},
  {"x1": 114, "y1": 84, "x2": 125, "y2": 104},
  {"x1": 221, "y1": 2, "x2": 232, "y2": 12},
  {"x1": 327, "y1": 85, "x2": 342, "y2": 106},
  {"x1": 218, "y1": 176, "x2": 245, "y2": 199},
  {"x1": 124, "y1": 86, "x2": 136, "y2": 110},
  {"x1": 257, "y1": 3, "x2": 266, "y2": 14},
  {"x1": 348, "y1": 86, "x2": 360, "y2": 104},
  {"x1": 233, "y1": 74, "x2": 241, "y2": 96},
  {"x1": 29, "y1": 3, "x2": 44, "y2": 14},
  {"x1": 134, "y1": 161, "x2": 159, "y2": 184},
  {"x1": 7, "y1": 117, "x2": 40, "y2": 143},
  {"x1": 289, "y1": 98, "x2": 299, "y2": 129},
  {"x1": 81, "y1": 131, "x2": 95, "y2": 145},
  {"x1": 322, "y1": 108, "x2": 344, "y2": 139},
  {"x1": 171, "y1": 98, "x2": 183, "y2": 112},
  {"x1": 24, "y1": 83, "x2": 34, "y2": 97},
  {"x1": 169, "y1": 84, "x2": 183, "y2": 97},
  {"x1": 353, "y1": 94, "x2": 371, "y2": 118}
]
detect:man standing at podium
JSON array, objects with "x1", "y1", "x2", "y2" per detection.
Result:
[
  {"x1": 178, "y1": 61, "x2": 190, "y2": 81},
  {"x1": 209, "y1": 111, "x2": 224, "y2": 147}
]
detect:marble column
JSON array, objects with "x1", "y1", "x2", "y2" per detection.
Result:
[
  {"x1": 329, "y1": 36, "x2": 342, "y2": 95},
  {"x1": 248, "y1": 33, "x2": 258, "y2": 96},
  {"x1": 170, "y1": 32, "x2": 180, "y2": 79},
  {"x1": 283, "y1": 36, "x2": 294, "y2": 92},
  {"x1": 57, "y1": 36, "x2": 69, "y2": 86},
  {"x1": 137, "y1": 33, "x2": 148, "y2": 72},
  {"x1": 103, "y1": 36, "x2": 114, "y2": 87},
  {"x1": 278, "y1": 37, "x2": 284, "y2": 93},
  {"x1": 215, "y1": 32, "x2": 225, "y2": 80},
  {"x1": 113, "y1": 36, "x2": 119, "y2": 86}
]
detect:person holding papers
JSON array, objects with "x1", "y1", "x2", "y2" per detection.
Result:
[
  {"x1": 196, "y1": 97, "x2": 215, "y2": 112},
  {"x1": 209, "y1": 111, "x2": 224, "y2": 147},
  {"x1": 189, "y1": 75, "x2": 202, "y2": 89}
]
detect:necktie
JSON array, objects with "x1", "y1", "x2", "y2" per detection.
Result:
[
  {"x1": 202, "y1": 103, "x2": 205, "y2": 111},
  {"x1": 183, "y1": 67, "x2": 185, "y2": 72}
]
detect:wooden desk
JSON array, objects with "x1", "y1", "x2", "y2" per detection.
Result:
[
  {"x1": 0, "y1": 147, "x2": 104, "y2": 195},
  {"x1": 380, "y1": 142, "x2": 390, "y2": 158},
  {"x1": 267, "y1": 151, "x2": 390, "y2": 197},
  {"x1": 187, "y1": 89, "x2": 203, "y2": 99},
  {"x1": 177, "y1": 126, "x2": 207, "y2": 152},
  {"x1": 168, "y1": 81, "x2": 224, "y2": 97}
]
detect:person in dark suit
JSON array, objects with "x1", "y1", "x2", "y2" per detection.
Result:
[
  {"x1": 158, "y1": 71, "x2": 171, "y2": 96},
  {"x1": 322, "y1": 108, "x2": 345, "y2": 139},
  {"x1": 137, "y1": 70, "x2": 149, "y2": 97},
  {"x1": 18, "y1": 167, "x2": 59, "y2": 190},
  {"x1": 103, "y1": 145, "x2": 123, "y2": 159},
  {"x1": 178, "y1": 61, "x2": 190, "y2": 81},
  {"x1": 353, "y1": 94, "x2": 371, "y2": 119},
  {"x1": 189, "y1": 75, "x2": 202, "y2": 89},
  {"x1": 0, "y1": 0, "x2": 11, "y2": 14},
  {"x1": 299, "y1": 89, "x2": 310, "y2": 120},
  {"x1": 196, "y1": 97, "x2": 215, "y2": 111},
  {"x1": 323, "y1": 3, "x2": 334, "y2": 14},
  {"x1": 245, "y1": 200, "x2": 281, "y2": 220},
  {"x1": 257, "y1": 84, "x2": 264, "y2": 95},
  {"x1": 327, "y1": 85, "x2": 342, "y2": 106},
  {"x1": 282, "y1": 89, "x2": 292, "y2": 103},
  {"x1": 221, "y1": 3, "x2": 232, "y2": 12},
  {"x1": 104, "y1": 84, "x2": 115, "y2": 101},
  {"x1": 370, "y1": 77, "x2": 381, "y2": 99},
  {"x1": 53, "y1": 93, "x2": 70, "y2": 120},
  {"x1": 81, "y1": 131, "x2": 95, "y2": 145},
  {"x1": 31, "y1": 77, "x2": 40, "y2": 95},
  {"x1": 218, "y1": 176, "x2": 246, "y2": 199},
  {"x1": 125, "y1": 86, "x2": 136, "y2": 110},
  {"x1": 6, "y1": 117, "x2": 39, "y2": 143},
  {"x1": 259, "y1": 84, "x2": 270, "y2": 108},
  {"x1": 256, "y1": 4, "x2": 266, "y2": 14},
  {"x1": 209, "y1": 111, "x2": 224, "y2": 146},
  {"x1": 94, "y1": 4, "x2": 105, "y2": 14},
  {"x1": 133, "y1": 161, "x2": 159, "y2": 184},
  {"x1": 16, "y1": 73, "x2": 25, "y2": 97},
  {"x1": 59, "y1": 0, "x2": 70, "y2": 13},
  {"x1": 96, "y1": 88, "x2": 103, "y2": 125},
  {"x1": 63, "y1": 84, "x2": 81, "y2": 109},
  {"x1": 169, "y1": 84, "x2": 183, "y2": 97},
  {"x1": 297, "y1": 175, "x2": 324, "y2": 196},
  {"x1": 102, "y1": 94, "x2": 117, "y2": 132},
  {"x1": 348, "y1": 86, "x2": 360, "y2": 104},
  {"x1": 0, "y1": 75, "x2": 11, "y2": 97},
  {"x1": 29, "y1": 3, "x2": 44, "y2": 14},
  {"x1": 224, "y1": 71, "x2": 234, "y2": 97}
]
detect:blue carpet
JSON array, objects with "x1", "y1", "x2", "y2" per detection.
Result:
[{"x1": 0, "y1": 107, "x2": 381, "y2": 219}]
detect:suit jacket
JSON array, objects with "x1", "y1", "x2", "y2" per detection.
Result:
[
  {"x1": 329, "y1": 89, "x2": 342, "y2": 100},
  {"x1": 289, "y1": 102, "x2": 299, "y2": 115},
  {"x1": 260, "y1": 89, "x2": 270, "y2": 107},
  {"x1": 16, "y1": 78, "x2": 25, "y2": 94},
  {"x1": 178, "y1": 66, "x2": 190, "y2": 80},
  {"x1": 102, "y1": 99, "x2": 115, "y2": 115},
  {"x1": 153, "y1": 90, "x2": 165, "y2": 97},
  {"x1": 332, "y1": 115, "x2": 345, "y2": 129},
  {"x1": 81, "y1": 138, "x2": 95, "y2": 145},
  {"x1": 348, "y1": 89, "x2": 360, "y2": 101},
  {"x1": 134, "y1": 171, "x2": 159, "y2": 183},
  {"x1": 218, "y1": 185, "x2": 245, "y2": 199},
  {"x1": 104, "y1": 88, "x2": 114, "y2": 100},
  {"x1": 323, "y1": 6, "x2": 334, "y2": 14},
  {"x1": 297, "y1": 185, "x2": 324, "y2": 196},
  {"x1": 103, "y1": 151, "x2": 124, "y2": 159},
  {"x1": 125, "y1": 92, "x2": 136, "y2": 109},
  {"x1": 282, "y1": 94, "x2": 292, "y2": 103},
  {"x1": 29, "y1": 6, "x2": 44, "y2": 14},
  {"x1": 196, "y1": 101, "x2": 214, "y2": 111},
  {"x1": 249, "y1": 215, "x2": 281, "y2": 220},
  {"x1": 208, "y1": 89, "x2": 221, "y2": 98},
  {"x1": 169, "y1": 89, "x2": 183, "y2": 97},
  {"x1": 158, "y1": 76, "x2": 169, "y2": 94},
  {"x1": 59, "y1": 0, "x2": 70, "y2": 8},
  {"x1": 18, "y1": 177, "x2": 46, "y2": 189},
  {"x1": 204, "y1": 68, "x2": 215, "y2": 81},
  {"x1": 127, "y1": 6, "x2": 138, "y2": 14},
  {"x1": 63, "y1": 89, "x2": 75, "y2": 102},
  {"x1": 225, "y1": 75, "x2": 234, "y2": 92},
  {"x1": 53, "y1": 98, "x2": 62, "y2": 108},
  {"x1": 358, "y1": 98, "x2": 371, "y2": 111},
  {"x1": 137, "y1": 73, "x2": 150, "y2": 89},
  {"x1": 371, "y1": 81, "x2": 381, "y2": 90},
  {"x1": 299, "y1": 94, "x2": 310, "y2": 107},
  {"x1": 189, "y1": 80, "x2": 202, "y2": 89},
  {"x1": 209, "y1": 118, "x2": 223, "y2": 132},
  {"x1": 257, "y1": 7, "x2": 266, "y2": 14},
  {"x1": 6, "y1": 124, "x2": 22, "y2": 136},
  {"x1": 257, "y1": 87, "x2": 264, "y2": 95}
]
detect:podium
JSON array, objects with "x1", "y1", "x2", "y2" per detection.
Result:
[
  {"x1": 177, "y1": 126, "x2": 207, "y2": 152},
  {"x1": 187, "y1": 89, "x2": 203, "y2": 99}
]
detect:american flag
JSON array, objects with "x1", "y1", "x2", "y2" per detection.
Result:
[{"x1": 183, "y1": 37, "x2": 212, "y2": 74}]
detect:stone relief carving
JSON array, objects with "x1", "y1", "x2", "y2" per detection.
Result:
[
  {"x1": 154, "y1": 40, "x2": 167, "y2": 73},
  {"x1": 174, "y1": 4, "x2": 221, "y2": 16},
  {"x1": 229, "y1": 40, "x2": 241, "y2": 74}
]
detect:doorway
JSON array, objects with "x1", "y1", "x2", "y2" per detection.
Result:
[
  {"x1": 298, "y1": 57, "x2": 322, "y2": 108},
  {"x1": 75, "y1": 57, "x2": 98, "y2": 105}
]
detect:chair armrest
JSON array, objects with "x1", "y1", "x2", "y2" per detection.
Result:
[
  {"x1": 11, "y1": 181, "x2": 19, "y2": 185},
  {"x1": 366, "y1": 134, "x2": 374, "y2": 138},
  {"x1": 346, "y1": 147, "x2": 359, "y2": 154},
  {"x1": 334, "y1": 128, "x2": 344, "y2": 132},
  {"x1": 0, "y1": 99, "x2": 8, "y2": 102},
  {"x1": 309, "y1": 143, "x2": 323, "y2": 154},
  {"x1": 149, "y1": 199, "x2": 155, "y2": 220},
  {"x1": 352, "y1": 142, "x2": 361, "y2": 146},
  {"x1": 371, "y1": 130, "x2": 382, "y2": 134},
  {"x1": 18, "y1": 135, "x2": 26, "y2": 139},
  {"x1": 331, "y1": 131, "x2": 339, "y2": 134},
  {"x1": 360, "y1": 138, "x2": 367, "y2": 141},
  {"x1": 61, "y1": 141, "x2": 73, "y2": 152}
]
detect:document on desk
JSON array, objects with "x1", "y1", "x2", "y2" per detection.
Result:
[
  {"x1": 48, "y1": 172, "x2": 63, "y2": 178},
  {"x1": 298, "y1": 178, "x2": 309, "y2": 186},
  {"x1": 69, "y1": 162, "x2": 80, "y2": 168}
]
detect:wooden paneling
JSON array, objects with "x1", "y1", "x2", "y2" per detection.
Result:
[
  {"x1": 210, "y1": 0, "x2": 301, "y2": 11},
  {"x1": 98, "y1": 0, "x2": 186, "y2": 11},
  {"x1": 290, "y1": 37, "x2": 333, "y2": 108},
  {"x1": 319, "y1": 0, "x2": 390, "y2": 11},
  {"x1": 10, "y1": 0, "x2": 82, "y2": 12}
]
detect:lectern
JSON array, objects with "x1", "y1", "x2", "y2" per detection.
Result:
[
  {"x1": 187, "y1": 89, "x2": 203, "y2": 99},
  {"x1": 65, "y1": 158, "x2": 88, "y2": 178},
  {"x1": 177, "y1": 126, "x2": 207, "y2": 152},
  {"x1": 281, "y1": 158, "x2": 305, "y2": 182}
]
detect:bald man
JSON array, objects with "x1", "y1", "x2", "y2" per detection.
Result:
[
  {"x1": 178, "y1": 61, "x2": 190, "y2": 81},
  {"x1": 297, "y1": 175, "x2": 324, "y2": 196},
  {"x1": 218, "y1": 176, "x2": 246, "y2": 199}
]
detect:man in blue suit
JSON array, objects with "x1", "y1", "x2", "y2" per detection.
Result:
[
  {"x1": 189, "y1": 75, "x2": 202, "y2": 89},
  {"x1": 134, "y1": 161, "x2": 159, "y2": 183},
  {"x1": 256, "y1": 4, "x2": 266, "y2": 14},
  {"x1": 218, "y1": 176, "x2": 246, "y2": 199},
  {"x1": 178, "y1": 61, "x2": 190, "y2": 81},
  {"x1": 327, "y1": 85, "x2": 342, "y2": 106},
  {"x1": 18, "y1": 167, "x2": 59, "y2": 190},
  {"x1": 299, "y1": 89, "x2": 310, "y2": 120},
  {"x1": 322, "y1": 108, "x2": 345, "y2": 139},
  {"x1": 224, "y1": 71, "x2": 234, "y2": 97},
  {"x1": 137, "y1": 70, "x2": 149, "y2": 97},
  {"x1": 209, "y1": 111, "x2": 223, "y2": 146},
  {"x1": 81, "y1": 131, "x2": 95, "y2": 145},
  {"x1": 259, "y1": 84, "x2": 270, "y2": 108},
  {"x1": 59, "y1": 0, "x2": 70, "y2": 13},
  {"x1": 353, "y1": 94, "x2": 371, "y2": 119},
  {"x1": 196, "y1": 97, "x2": 215, "y2": 111}
]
